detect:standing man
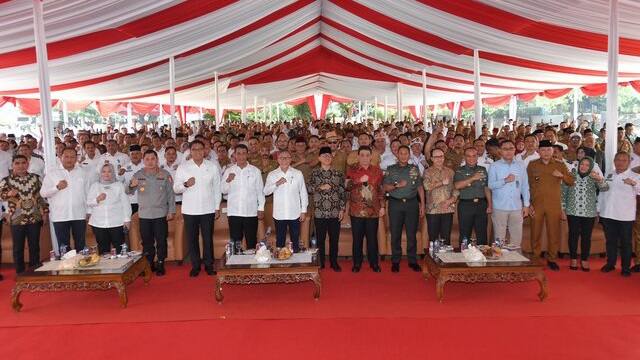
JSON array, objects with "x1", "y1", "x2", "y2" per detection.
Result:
[
  {"x1": 488, "y1": 140, "x2": 530, "y2": 247},
  {"x1": 307, "y1": 146, "x2": 346, "y2": 271},
  {"x1": 454, "y1": 147, "x2": 492, "y2": 245},
  {"x1": 0, "y1": 155, "x2": 49, "y2": 274},
  {"x1": 347, "y1": 132, "x2": 381, "y2": 167},
  {"x1": 527, "y1": 140, "x2": 574, "y2": 270},
  {"x1": 120, "y1": 145, "x2": 144, "y2": 214},
  {"x1": 127, "y1": 150, "x2": 176, "y2": 276},
  {"x1": 383, "y1": 145, "x2": 425, "y2": 273},
  {"x1": 600, "y1": 152, "x2": 640, "y2": 277},
  {"x1": 221, "y1": 144, "x2": 265, "y2": 251},
  {"x1": 41, "y1": 148, "x2": 90, "y2": 252},
  {"x1": 346, "y1": 146, "x2": 384, "y2": 273},
  {"x1": 515, "y1": 134, "x2": 539, "y2": 167},
  {"x1": 78, "y1": 140, "x2": 101, "y2": 183},
  {"x1": 263, "y1": 151, "x2": 308, "y2": 251},
  {"x1": 174, "y1": 140, "x2": 222, "y2": 277}
]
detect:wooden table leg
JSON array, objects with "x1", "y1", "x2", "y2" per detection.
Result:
[
  {"x1": 215, "y1": 277, "x2": 224, "y2": 304},
  {"x1": 116, "y1": 283, "x2": 128, "y2": 308},
  {"x1": 11, "y1": 287, "x2": 23, "y2": 312},
  {"x1": 142, "y1": 261, "x2": 152, "y2": 285},
  {"x1": 312, "y1": 273, "x2": 321, "y2": 300},
  {"x1": 435, "y1": 276, "x2": 447, "y2": 303},
  {"x1": 535, "y1": 273, "x2": 549, "y2": 301}
]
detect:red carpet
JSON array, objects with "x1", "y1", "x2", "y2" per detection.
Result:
[{"x1": 1, "y1": 258, "x2": 640, "y2": 359}]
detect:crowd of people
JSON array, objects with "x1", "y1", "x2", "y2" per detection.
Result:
[{"x1": 1, "y1": 116, "x2": 640, "y2": 280}]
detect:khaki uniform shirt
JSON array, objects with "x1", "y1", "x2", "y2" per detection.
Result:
[{"x1": 527, "y1": 158, "x2": 574, "y2": 209}]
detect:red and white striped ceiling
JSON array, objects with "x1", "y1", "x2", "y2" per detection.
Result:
[{"x1": 1, "y1": 0, "x2": 640, "y2": 111}]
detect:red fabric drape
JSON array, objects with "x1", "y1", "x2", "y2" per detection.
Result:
[
  {"x1": 131, "y1": 102, "x2": 158, "y2": 114},
  {"x1": 305, "y1": 95, "x2": 317, "y2": 119},
  {"x1": 456, "y1": 104, "x2": 463, "y2": 119},
  {"x1": 460, "y1": 100, "x2": 474, "y2": 109},
  {"x1": 428, "y1": 105, "x2": 435, "y2": 111},
  {"x1": 319, "y1": 95, "x2": 331, "y2": 120},
  {"x1": 95, "y1": 101, "x2": 122, "y2": 117},
  {"x1": 482, "y1": 95, "x2": 511, "y2": 107},
  {"x1": 63, "y1": 100, "x2": 93, "y2": 111},
  {"x1": 285, "y1": 98, "x2": 307, "y2": 106},
  {"x1": 445, "y1": 102, "x2": 454, "y2": 110},
  {"x1": 580, "y1": 84, "x2": 607, "y2": 97},
  {"x1": 0, "y1": 96, "x2": 16, "y2": 108},
  {"x1": 408, "y1": 105, "x2": 417, "y2": 120},
  {"x1": 16, "y1": 98, "x2": 59, "y2": 115},
  {"x1": 543, "y1": 88, "x2": 572, "y2": 99},
  {"x1": 629, "y1": 81, "x2": 640, "y2": 94},
  {"x1": 517, "y1": 93, "x2": 538, "y2": 102}
]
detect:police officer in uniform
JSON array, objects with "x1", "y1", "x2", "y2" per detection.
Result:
[
  {"x1": 454, "y1": 147, "x2": 492, "y2": 245},
  {"x1": 127, "y1": 150, "x2": 176, "y2": 276},
  {"x1": 383, "y1": 145, "x2": 425, "y2": 272}
]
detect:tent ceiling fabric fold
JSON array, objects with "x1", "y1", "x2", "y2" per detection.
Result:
[{"x1": 1, "y1": 0, "x2": 639, "y2": 113}]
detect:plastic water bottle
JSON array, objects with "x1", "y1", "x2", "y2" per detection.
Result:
[
  {"x1": 310, "y1": 235, "x2": 317, "y2": 249},
  {"x1": 429, "y1": 241, "x2": 434, "y2": 256},
  {"x1": 229, "y1": 240, "x2": 235, "y2": 255},
  {"x1": 461, "y1": 237, "x2": 469, "y2": 251},
  {"x1": 225, "y1": 243, "x2": 231, "y2": 260},
  {"x1": 121, "y1": 243, "x2": 128, "y2": 257},
  {"x1": 60, "y1": 244, "x2": 68, "y2": 257},
  {"x1": 495, "y1": 237, "x2": 502, "y2": 248},
  {"x1": 433, "y1": 239, "x2": 439, "y2": 254}
]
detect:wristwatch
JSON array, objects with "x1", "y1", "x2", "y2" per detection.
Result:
[{"x1": 393, "y1": 181, "x2": 398, "y2": 188}]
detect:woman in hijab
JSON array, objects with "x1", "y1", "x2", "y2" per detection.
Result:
[
  {"x1": 561, "y1": 155, "x2": 609, "y2": 271},
  {"x1": 87, "y1": 163, "x2": 131, "y2": 254}
]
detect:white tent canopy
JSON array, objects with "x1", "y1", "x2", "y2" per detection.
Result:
[{"x1": 1, "y1": 0, "x2": 640, "y2": 111}]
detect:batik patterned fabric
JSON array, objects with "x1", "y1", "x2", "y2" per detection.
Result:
[
  {"x1": 346, "y1": 164, "x2": 385, "y2": 218},
  {"x1": 307, "y1": 168, "x2": 346, "y2": 219},
  {"x1": 0, "y1": 173, "x2": 49, "y2": 225}
]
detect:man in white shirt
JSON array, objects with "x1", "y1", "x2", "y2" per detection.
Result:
[
  {"x1": 41, "y1": 148, "x2": 91, "y2": 252},
  {"x1": 78, "y1": 140, "x2": 101, "y2": 183},
  {"x1": 160, "y1": 146, "x2": 182, "y2": 203},
  {"x1": 174, "y1": 140, "x2": 222, "y2": 277},
  {"x1": 599, "y1": 151, "x2": 640, "y2": 277},
  {"x1": 515, "y1": 134, "x2": 539, "y2": 167},
  {"x1": 17, "y1": 144, "x2": 45, "y2": 178},
  {"x1": 380, "y1": 139, "x2": 400, "y2": 171},
  {"x1": 221, "y1": 144, "x2": 265, "y2": 250},
  {"x1": 97, "y1": 140, "x2": 130, "y2": 174},
  {"x1": 119, "y1": 145, "x2": 144, "y2": 214},
  {"x1": 263, "y1": 150, "x2": 308, "y2": 251}
]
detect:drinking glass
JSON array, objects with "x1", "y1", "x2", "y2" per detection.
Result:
[{"x1": 235, "y1": 241, "x2": 243, "y2": 255}]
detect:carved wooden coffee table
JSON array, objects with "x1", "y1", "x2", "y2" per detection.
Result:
[
  {"x1": 423, "y1": 251, "x2": 548, "y2": 302},
  {"x1": 11, "y1": 256, "x2": 151, "y2": 311},
  {"x1": 214, "y1": 254, "x2": 321, "y2": 303}
]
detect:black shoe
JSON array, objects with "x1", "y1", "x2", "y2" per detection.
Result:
[
  {"x1": 156, "y1": 262, "x2": 165, "y2": 276},
  {"x1": 547, "y1": 261, "x2": 560, "y2": 271},
  {"x1": 622, "y1": 270, "x2": 631, "y2": 277},
  {"x1": 630, "y1": 264, "x2": 640, "y2": 273},
  {"x1": 600, "y1": 264, "x2": 615, "y2": 273},
  {"x1": 580, "y1": 261, "x2": 590, "y2": 272},
  {"x1": 189, "y1": 267, "x2": 200, "y2": 277},
  {"x1": 409, "y1": 263, "x2": 422, "y2": 272},
  {"x1": 330, "y1": 264, "x2": 342, "y2": 272},
  {"x1": 351, "y1": 265, "x2": 361, "y2": 273},
  {"x1": 0, "y1": 273, "x2": 3, "y2": 281},
  {"x1": 391, "y1": 263, "x2": 400, "y2": 273},
  {"x1": 371, "y1": 265, "x2": 382, "y2": 273},
  {"x1": 205, "y1": 267, "x2": 216, "y2": 276},
  {"x1": 569, "y1": 260, "x2": 578, "y2": 271},
  {"x1": 149, "y1": 261, "x2": 157, "y2": 273}
]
